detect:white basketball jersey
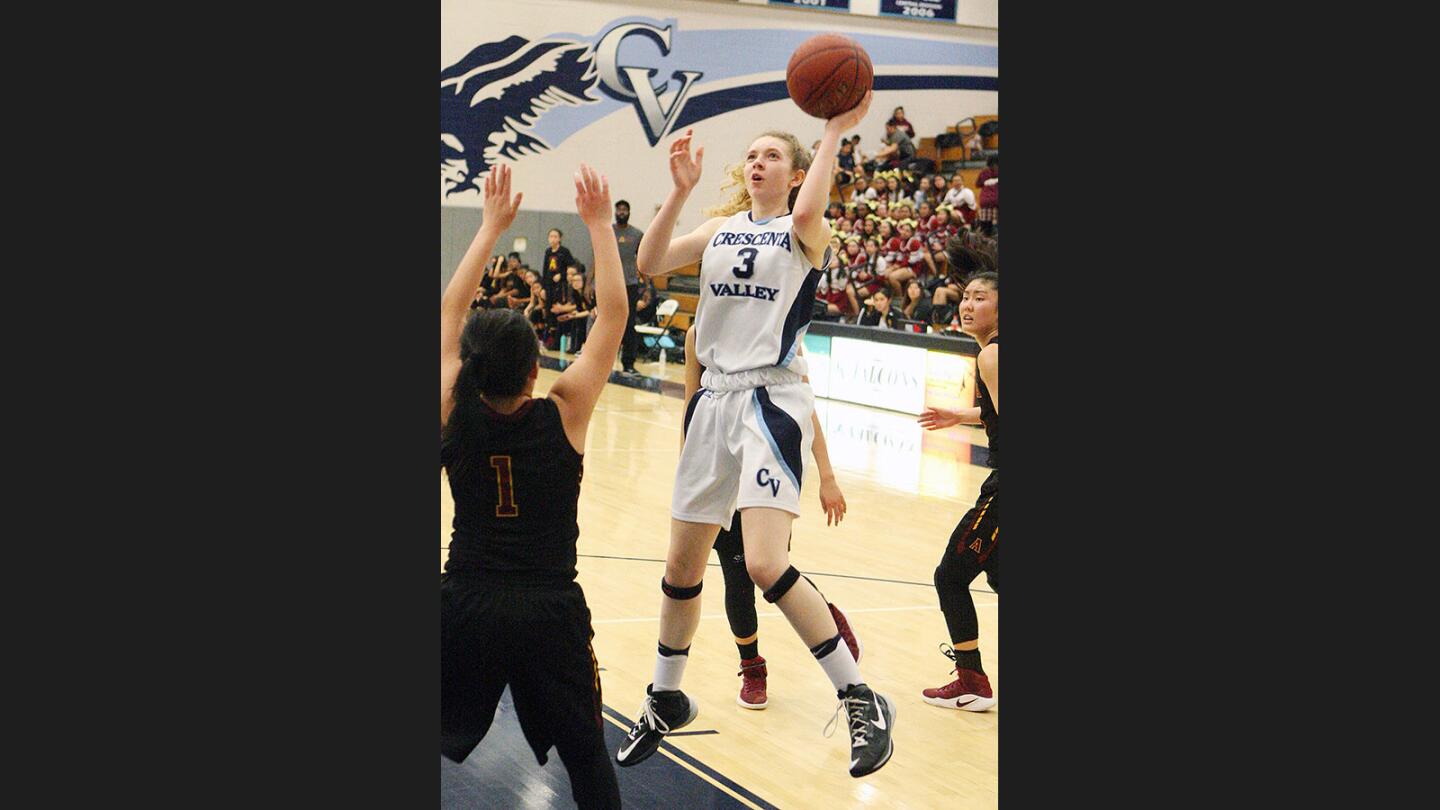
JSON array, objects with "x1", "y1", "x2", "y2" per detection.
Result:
[{"x1": 694, "y1": 211, "x2": 827, "y2": 377}]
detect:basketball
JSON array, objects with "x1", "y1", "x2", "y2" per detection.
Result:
[{"x1": 785, "y1": 33, "x2": 873, "y2": 120}]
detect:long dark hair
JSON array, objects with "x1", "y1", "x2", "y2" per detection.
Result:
[
  {"x1": 442, "y1": 308, "x2": 540, "y2": 472},
  {"x1": 945, "y1": 234, "x2": 997, "y2": 280}
]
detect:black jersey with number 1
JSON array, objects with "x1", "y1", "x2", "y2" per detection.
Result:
[
  {"x1": 977, "y1": 336, "x2": 998, "y2": 468},
  {"x1": 442, "y1": 397, "x2": 583, "y2": 585}
]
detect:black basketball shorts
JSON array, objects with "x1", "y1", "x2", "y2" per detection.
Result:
[{"x1": 440, "y1": 575, "x2": 604, "y2": 765}]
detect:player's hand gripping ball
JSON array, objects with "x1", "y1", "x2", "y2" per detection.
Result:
[{"x1": 786, "y1": 33, "x2": 874, "y2": 120}]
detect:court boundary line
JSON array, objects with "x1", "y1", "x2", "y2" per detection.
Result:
[
  {"x1": 599, "y1": 707, "x2": 779, "y2": 810},
  {"x1": 439, "y1": 548, "x2": 997, "y2": 595},
  {"x1": 591, "y1": 601, "x2": 995, "y2": 625},
  {"x1": 572, "y1": 552, "x2": 997, "y2": 594}
]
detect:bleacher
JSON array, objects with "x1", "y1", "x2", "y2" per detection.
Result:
[{"x1": 918, "y1": 114, "x2": 998, "y2": 174}]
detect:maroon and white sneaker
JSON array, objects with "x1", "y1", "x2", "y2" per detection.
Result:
[
  {"x1": 828, "y1": 603, "x2": 863, "y2": 663},
  {"x1": 922, "y1": 648, "x2": 996, "y2": 712},
  {"x1": 737, "y1": 656, "x2": 768, "y2": 709}
]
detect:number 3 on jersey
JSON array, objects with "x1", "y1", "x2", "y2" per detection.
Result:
[
  {"x1": 732, "y1": 246, "x2": 758, "y2": 279},
  {"x1": 489, "y1": 455, "x2": 518, "y2": 517}
]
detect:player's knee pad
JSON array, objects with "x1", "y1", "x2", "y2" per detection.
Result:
[
  {"x1": 661, "y1": 577, "x2": 703, "y2": 600},
  {"x1": 762, "y1": 565, "x2": 801, "y2": 604}
]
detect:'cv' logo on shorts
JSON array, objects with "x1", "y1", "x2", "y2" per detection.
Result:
[{"x1": 756, "y1": 468, "x2": 781, "y2": 497}]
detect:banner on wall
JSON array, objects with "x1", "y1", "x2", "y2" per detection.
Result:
[
  {"x1": 800, "y1": 333, "x2": 975, "y2": 416},
  {"x1": 768, "y1": 0, "x2": 852, "y2": 11},
  {"x1": 923, "y1": 349, "x2": 975, "y2": 412},
  {"x1": 829, "y1": 336, "x2": 928, "y2": 414},
  {"x1": 880, "y1": 0, "x2": 959, "y2": 23}
]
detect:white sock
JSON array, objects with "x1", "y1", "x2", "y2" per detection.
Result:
[
  {"x1": 812, "y1": 634, "x2": 862, "y2": 693},
  {"x1": 653, "y1": 643, "x2": 689, "y2": 692}
]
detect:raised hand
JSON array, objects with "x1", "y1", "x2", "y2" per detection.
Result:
[
  {"x1": 482, "y1": 163, "x2": 523, "y2": 231},
  {"x1": 826, "y1": 89, "x2": 873, "y2": 135},
  {"x1": 668, "y1": 128, "x2": 704, "y2": 193},
  {"x1": 573, "y1": 163, "x2": 612, "y2": 226},
  {"x1": 917, "y1": 406, "x2": 961, "y2": 431}
]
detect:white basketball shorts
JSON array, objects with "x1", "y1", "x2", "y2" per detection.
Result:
[{"x1": 672, "y1": 367, "x2": 816, "y2": 525}]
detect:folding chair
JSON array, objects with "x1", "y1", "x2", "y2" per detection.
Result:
[{"x1": 635, "y1": 298, "x2": 680, "y2": 361}]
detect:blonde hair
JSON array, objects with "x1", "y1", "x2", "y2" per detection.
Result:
[{"x1": 705, "y1": 131, "x2": 813, "y2": 217}]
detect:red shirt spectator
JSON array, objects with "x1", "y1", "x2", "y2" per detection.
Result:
[
  {"x1": 883, "y1": 236, "x2": 905, "y2": 266},
  {"x1": 977, "y1": 157, "x2": 999, "y2": 210},
  {"x1": 902, "y1": 235, "x2": 927, "y2": 273},
  {"x1": 845, "y1": 241, "x2": 868, "y2": 275},
  {"x1": 928, "y1": 210, "x2": 956, "y2": 242},
  {"x1": 887, "y1": 106, "x2": 916, "y2": 139}
]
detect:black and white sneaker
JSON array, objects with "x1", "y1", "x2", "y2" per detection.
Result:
[
  {"x1": 825, "y1": 683, "x2": 896, "y2": 778},
  {"x1": 615, "y1": 684, "x2": 699, "y2": 767}
]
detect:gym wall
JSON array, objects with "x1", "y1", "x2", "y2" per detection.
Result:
[{"x1": 441, "y1": 0, "x2": 997, "y2": 289}]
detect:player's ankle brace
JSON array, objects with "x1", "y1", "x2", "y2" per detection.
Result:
[
  {"x1": 762, "y1": 566, "x2": 801, "y2": 604},
  {"x1": 661, "y1": 577, "x2": 703, "y2": 600}
]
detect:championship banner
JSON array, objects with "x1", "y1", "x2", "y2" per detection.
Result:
[
  {"x1": 768, "y1": 0, "x2": 852, "y2": 11},
  {"x1": 879, "y1": 0, "x2": 959, "y2": 23}
]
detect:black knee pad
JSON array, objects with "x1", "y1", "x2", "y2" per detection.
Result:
[
  {"x1": 661, "y1": 577, "x2": 703, "y2": 600},
  {"x1": 762, "y1": 566, "x2": 801, "y2": 604}
]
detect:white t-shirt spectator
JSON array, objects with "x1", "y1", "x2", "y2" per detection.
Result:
[{"x1": 944, "y1": 185, "x2": 977, "y2": 212}]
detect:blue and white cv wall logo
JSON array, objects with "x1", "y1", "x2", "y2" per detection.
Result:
[
  {"x1": 440, "y1": 20, "x2": 702, "y2": 198},
  {"x1": 441, "y1": 18, "x2": 998, "y2": 198}
]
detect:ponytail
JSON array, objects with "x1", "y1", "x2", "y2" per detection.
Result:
[
  {"x1": 454, "y1": 349, "x2": 485, "y2": 404},
  {"x1": 442, "y1": 309, "x2": 540, "y2": 471},
  {"x1": 945, "y1": 235, "x2": 996, "y2": 279}
]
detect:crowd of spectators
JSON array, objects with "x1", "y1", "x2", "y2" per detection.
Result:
[
  {"x1": 467, "y1": 106, "x2": 996, "y2": 363},
  {"x1": 469, "y1": 211, "x2": 662, "y2": 362},
  {"x1": 814, "y1": 104, "x2": 998, "y2": 337}
]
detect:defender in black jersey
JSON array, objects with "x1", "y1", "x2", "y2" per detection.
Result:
[
  {"x1": 440, "y1": 164, "x2": 629, "y2": 809},
  {"x1": 918, "y1": 269, "x2": 999, "y2": 712}
]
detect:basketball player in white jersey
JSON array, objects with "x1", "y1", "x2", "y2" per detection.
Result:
[{"x1": 614, "y1": 90, "x2": 897, "y2": 779}]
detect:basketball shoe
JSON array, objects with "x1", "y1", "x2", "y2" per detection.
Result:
[
  {"x1": 615, "y1": 684, "x2": 699, "y2": 767},
  {"x1": 737, "y1": 656, "x2": 768, "y2": 709},
  {"x1": 825, "y1": 683, "x2": 896, "y2": 778},
  {"x1": 921, "y1": 644, "x2": 996, "y2": 711}
]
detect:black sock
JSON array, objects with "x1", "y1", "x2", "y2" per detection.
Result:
[
  {"x1": 737, "y1": 639, "x2": 759, "y2": 661},
  {"x1": 953, "y1": 647, "x2": 984, "y2": 674}
]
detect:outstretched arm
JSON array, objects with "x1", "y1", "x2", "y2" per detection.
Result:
[
  {"x1": 918, "y1": 406, "x2": 982, "y2": 429},
  {"x1": 442, "y1": 165, "x2": 522, "y2": 426},
  {"x1": 793, "y1": 91, "x2": 873, "y2": 268},
  {"x1": 637, "y1": 128, "x2": 726, "y2": 276},
  {"x1": 549, "y1": 165, "x2": 627, "y2": 451}
]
